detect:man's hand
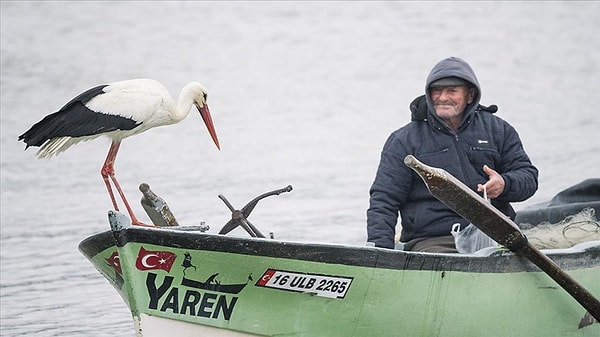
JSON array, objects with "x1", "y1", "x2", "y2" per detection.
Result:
[{"x1": 477, "y1": 165, "x2": 505, "y2": 199}]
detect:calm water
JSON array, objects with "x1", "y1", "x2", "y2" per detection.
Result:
[{"x1": 1, "y1": 2, "x2": 599, "y2": 336}]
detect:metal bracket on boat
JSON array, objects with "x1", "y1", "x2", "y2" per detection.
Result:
[
  {"x1": 218, "y1": 185, "x2": 293, "y2": 238},
  {"x1": 139, "y1": 183, "x2": 179, "y2": 227}
]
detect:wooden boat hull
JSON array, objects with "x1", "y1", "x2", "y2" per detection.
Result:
[{"x1": 79, "y1": 212, "x2": 600, "y2": 337}]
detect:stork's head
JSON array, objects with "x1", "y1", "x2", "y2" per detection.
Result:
[{"x1": 190, "y1": 83, "x2": 220, "y2": 150}]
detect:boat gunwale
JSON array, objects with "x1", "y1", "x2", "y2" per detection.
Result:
[{"x1": 78, "y1": 226, "x2": 600, "y2": 274}]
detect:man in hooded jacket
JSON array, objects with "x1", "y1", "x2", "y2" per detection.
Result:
[{"x1": 367, "y1": 57, "x2": 539, "y2": 252}]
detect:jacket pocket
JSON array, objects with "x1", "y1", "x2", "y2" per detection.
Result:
[
  {"x1": 466, "y1": 145, "x2": 500, "y2": 170},
  {"x1": 416, "y1": 147, "x2": 451, "y2": 168}
]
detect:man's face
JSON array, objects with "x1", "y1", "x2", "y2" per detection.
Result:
[{"x1": 430, "y1": 86, "x2": 475, "y2": 120}]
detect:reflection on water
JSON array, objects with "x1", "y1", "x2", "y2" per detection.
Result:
[{"x1": 1, "y1": 2, "x2": 599, "y2": 336}]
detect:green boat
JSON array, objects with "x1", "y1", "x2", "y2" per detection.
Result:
[{"x1": 78, "y1": 163, "x2": 600, "y2": 337}]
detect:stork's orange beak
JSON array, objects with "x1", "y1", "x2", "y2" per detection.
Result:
[{"x1": 197, "y1": 103, "x2": 220, "y2": 150}]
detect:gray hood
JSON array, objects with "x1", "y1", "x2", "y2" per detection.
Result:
[{"x1": 425, "y1": 57, "x2": 482, "y2": 126}]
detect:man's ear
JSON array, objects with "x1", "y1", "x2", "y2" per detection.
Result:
[{"x1": 467, "y1": 87, "x2": 477, "y2": 104}]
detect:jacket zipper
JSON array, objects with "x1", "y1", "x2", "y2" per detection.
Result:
[{"x1": 453, "y1": 132, "x2": 472, "y2": 187}]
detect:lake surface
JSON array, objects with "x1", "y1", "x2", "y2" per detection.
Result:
[{"x1": 1, "y1": 2, "x2": 599, "y2": 336}]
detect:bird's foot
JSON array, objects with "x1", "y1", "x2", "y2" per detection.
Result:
[{"x1": 131, "y1": 220, "x2": 156, "y2": 227}]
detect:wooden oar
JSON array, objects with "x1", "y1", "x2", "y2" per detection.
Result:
[{"x1": 404, "y1": 154, "x2": 600, "y2": 321}]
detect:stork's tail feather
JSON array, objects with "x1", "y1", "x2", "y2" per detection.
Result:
[
  {"x1": 19, "y1": 109, "x2": 103, "y2": 158},
  {"x1": 18, "y1": 111, "x2": 65, "y2": 148},
  {"x1": 36, "y1": 137, "x2": 72, "y2": 158}
]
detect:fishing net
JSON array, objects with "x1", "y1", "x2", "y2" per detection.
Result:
[{"x1": 521, "y1": 207, "x2": 600, "y2": 249}]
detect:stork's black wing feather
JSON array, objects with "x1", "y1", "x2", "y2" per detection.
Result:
[{"x1": 18, "y1": 84, "x2": 140, "y2": 148}]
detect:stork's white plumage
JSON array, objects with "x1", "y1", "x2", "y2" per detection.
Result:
[{"x1": 19, "y1": 79, "x2": 221, "y2": 226}]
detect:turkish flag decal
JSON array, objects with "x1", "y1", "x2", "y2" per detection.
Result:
[
  {"x1": 256, "y1": 269, "x2": 276, "y2": 286},
  {"x1": 105, "y1": 251, "x2": 122, "y2": 274},
  {"x1": 135, "y1": 247, "x2": 177, "y2": 272}
]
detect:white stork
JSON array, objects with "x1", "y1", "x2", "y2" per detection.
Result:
[{"x1": 18, "y1": 79, "x2": 221, "y2": 226}]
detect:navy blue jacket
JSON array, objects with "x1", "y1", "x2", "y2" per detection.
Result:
[{"x1": 367, "y1": 57, "x2": 539, "y2": 249}]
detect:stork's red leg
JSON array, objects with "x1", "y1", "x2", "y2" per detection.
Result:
[
  {"x1": 101, "y1": 141, "x2": 149, "y2": 226},
  {"x1": 101, "y1": 141, "x2": 121, "y2": 211}
]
